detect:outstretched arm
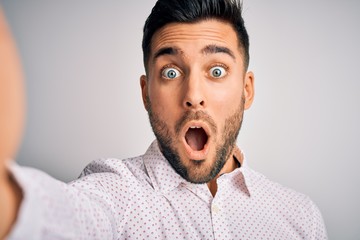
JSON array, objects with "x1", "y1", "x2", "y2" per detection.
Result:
[{"x1": 0, "y1": 9, "x2": 117, "y2": 239}]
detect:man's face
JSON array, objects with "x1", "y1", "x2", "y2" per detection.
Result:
[{"x1": 141, "y1": 19, "x2": 254, "y2": 183}]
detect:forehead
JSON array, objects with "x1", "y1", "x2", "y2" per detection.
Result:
[{"x1": 150, "y1": 19, "x2": 241, "y2": 60}]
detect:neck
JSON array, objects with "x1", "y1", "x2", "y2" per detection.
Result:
[{"x1": 207, "y1": 150, "x2": 240, "y2": 196}]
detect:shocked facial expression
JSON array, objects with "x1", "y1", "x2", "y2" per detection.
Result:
[{"x1": 141, "y1": 19, "x2": 254, "y2": 183}]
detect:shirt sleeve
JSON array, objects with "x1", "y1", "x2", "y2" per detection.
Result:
[
  {"x1": 6, "y1": 163, "x2": 117, "y2": 240},
  {"x1": 309, "y1": 198, "x2": 328, "y2": 240}
]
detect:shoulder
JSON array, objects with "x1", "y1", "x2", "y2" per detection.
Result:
[
  {"x1": 70, "y1": 155, "x2": 152, "y2": 196},
  {"x1": 244, "y1": 167, "x2": 327, "y2": 237},
  {"x1": 78, "y1": 155, "x2": 144, "y2": 177},
  {"x1": 245, "y1": 167, "x2": 311, "y2": 205}
]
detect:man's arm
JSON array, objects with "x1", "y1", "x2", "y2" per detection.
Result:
[
  {"x1": 0, "y1": 5, "x2": 124, "y2": 238},
  {"x1": 4, "y1": 165, "x2": 117, "y2": 239}
]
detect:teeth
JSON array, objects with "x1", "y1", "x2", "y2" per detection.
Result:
[{"x1": 190, "y1": 126, "x2": 201, "y2": 129}]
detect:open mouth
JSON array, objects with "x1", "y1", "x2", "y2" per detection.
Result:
[{"x1": 185, "y1": 126, "x2": 209, "y2": 151}]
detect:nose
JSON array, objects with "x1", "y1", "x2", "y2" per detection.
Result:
[{"x1": 182, "y1": 75, "x2": 206, "y2": 109}]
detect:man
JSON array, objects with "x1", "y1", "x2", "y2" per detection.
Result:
[{"x1": 1, "y1": 0, "x2": 327, "y2": 239}]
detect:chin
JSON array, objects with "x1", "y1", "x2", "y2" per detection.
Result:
[{"x1": 179, "y1": 153, "x2": 221, "y2": 184}]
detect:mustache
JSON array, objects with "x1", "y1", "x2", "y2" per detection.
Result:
[{"x1": 175, "y1": 110, "x2": 217, "y2": 135}]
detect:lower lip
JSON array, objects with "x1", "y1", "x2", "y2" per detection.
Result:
[{"x1": 182, "y1": 138, "x2": 210, "y2": 160}]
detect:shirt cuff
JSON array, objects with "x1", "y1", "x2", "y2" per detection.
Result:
[{"x1": 5, "y1": 162, "x2": 44, "y2": 240}]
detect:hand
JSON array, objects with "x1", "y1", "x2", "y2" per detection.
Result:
[{"x1": 0, "y1": 7, "x2": 25, "y2": 239}]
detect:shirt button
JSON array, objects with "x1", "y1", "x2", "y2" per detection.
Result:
[{"x1": 212, "y1": 205, "x2": 220, "y2": 214}]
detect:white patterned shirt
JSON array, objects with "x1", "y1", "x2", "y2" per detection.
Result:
[{"x1": 8, "y1": 140, "x2": 327, "y2": 239}]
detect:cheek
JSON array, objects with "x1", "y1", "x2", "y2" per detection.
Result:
[
  {"x1": 148, "y1": 84, "x2": 180, "y2": 124},
  {"x1": 209, "y1": 83, "x2": 242, "y2": 112},
  {"x1": 208, "y1": 83, "x2": 243, "y2": 128}
]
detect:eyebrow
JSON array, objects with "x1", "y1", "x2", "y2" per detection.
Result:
[
  {"x1": 201, "y1": 44, "x2": 236, "y2": 60},
  {"x1": 153, "y1": 47, "x2": 182, "y2": 63},
  {"x1": 152, "y1": 44, "x2": 236, "y2": 63}
]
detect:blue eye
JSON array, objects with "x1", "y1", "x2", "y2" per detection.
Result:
[
  {"x1": 210, "y1": 66, "x2": 227, "y2": 78},
  {"x1": 162, "y1": 67, "x2": 181, "y2": 79}
]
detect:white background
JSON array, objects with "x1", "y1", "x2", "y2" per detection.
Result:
[{"x1": 2, "y1": 1, "x2": 360, "y2": 239}]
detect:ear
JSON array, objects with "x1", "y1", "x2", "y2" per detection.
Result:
[
  {"x1": 140, "y1": 75, "x2": 149, "y2": 111},
  {"x1": 243, "y1": 71, "x2": 255, "y2": 110}
]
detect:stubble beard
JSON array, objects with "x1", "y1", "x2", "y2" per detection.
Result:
[{"x1": 146, "y1": 95, "x2": 245, "y2": 184}]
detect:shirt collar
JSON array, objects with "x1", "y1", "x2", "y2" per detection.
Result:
[
  {"x1": 143, "y1": 141, "x2": 186, "y2": 194},
  {"x1": 143, "y1": 140, "x2": 254, "y2": 196},
  {"x1": 218, "y1": 146, "x2": 254, "y2": 197}
]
